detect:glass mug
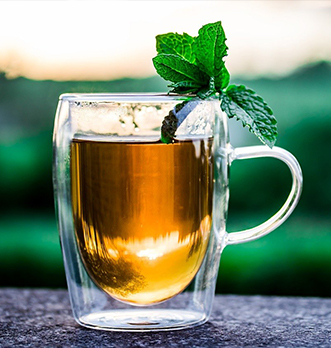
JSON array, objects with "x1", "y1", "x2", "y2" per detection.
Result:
[{"x1": 53, "y1": 94, "x2": 302, "y2": 331}]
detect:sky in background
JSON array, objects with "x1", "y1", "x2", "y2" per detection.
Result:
[{"x1": 0, "y1": 1, "x2": 331, "y2": 80}]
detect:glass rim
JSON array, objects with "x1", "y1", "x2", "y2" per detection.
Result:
[{"x1": 59, "y1": 93, "x2": 195, "y2": 103}]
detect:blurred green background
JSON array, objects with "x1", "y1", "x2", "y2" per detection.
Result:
[
  {"x1": 1, "y1": 61, "x2": 330, "y2": 296},
  {"x1": 1, "y1": 1, "x2": 331, "y2": 298}
]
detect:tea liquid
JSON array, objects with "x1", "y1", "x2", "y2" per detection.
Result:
[{"x1": 71, "y1": 137, "x2": 213, "y2": 305}]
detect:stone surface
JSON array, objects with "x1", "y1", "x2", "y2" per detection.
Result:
[{"x1": 0, "y1": 288, "x2": 330, "y2": 347}]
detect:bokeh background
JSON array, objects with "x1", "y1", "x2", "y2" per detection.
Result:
[{"x1": 0, "y1": 1, "x2": 330, "y2": 297}]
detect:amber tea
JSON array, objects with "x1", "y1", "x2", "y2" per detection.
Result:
[{"x1": 71, "y1": 136, "x2": 214, "y2": 305}]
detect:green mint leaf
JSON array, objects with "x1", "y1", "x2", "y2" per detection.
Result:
[
  {"x1": 161, "y1": 100, "x2": 201, "y2": 143},
  {"x1": 193, "y1": 21, "x2": 229, "y2": 90},
  {"x1": 169, "y1": 76, "x2": 218, "y2": 96},
  {"x1": 156, "y1": 32, "x2": 196, "y2": 63},
  {"x1": 168, "y1": 81, "x2": 202, "y2": 94},
  {"x1": 215, "y1": 65, "x2": 230, "y2": 90},
  {"x1": 161, "y1": 102, "x2": 187, "y2": 143},
  {"x1": 152, "y1": 53, "x2": 209, "y2": 84},
  {"x1": 161, "y1": 108, "x2": 178, "y2": 143},
  {"x1": 221, "y1": 85, "x2": 277, "y2": 148}
]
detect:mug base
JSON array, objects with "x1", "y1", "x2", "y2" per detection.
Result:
[{"x1": 78, "y1": 309, "x2": 207, "y2": 332}]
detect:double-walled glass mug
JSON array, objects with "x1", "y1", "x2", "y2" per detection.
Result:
[{"x1": 53, "y1": 94, "x2": 302, "y2": 331}]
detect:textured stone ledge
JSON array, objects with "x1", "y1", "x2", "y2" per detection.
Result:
[{"x1": 0, "y1": 289, "x2": 330, "y2": 347}]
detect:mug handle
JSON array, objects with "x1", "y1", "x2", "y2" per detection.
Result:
[{"x1": 225, "y1": 146, "x2": 303, "y2": 245}]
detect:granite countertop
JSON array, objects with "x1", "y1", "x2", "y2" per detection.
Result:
[{"x1": 0, "y1": 288, "x2": 330, "y2": 347}]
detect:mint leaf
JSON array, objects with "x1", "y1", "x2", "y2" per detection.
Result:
[
  {"x1": 214, "y1": 65, "x2": 230, "y2": 90},
  {"x1": 161, "y1": 100, "x2": 200, "y2": 143},
  {"x1": 152, "y1": 54, "x2": 209, "y2": 84},
  {"x1": 161, "y1": 102, "x2": 187, "y2": 143},
  {"x1": 221, "y1": 85, "x2": 277, "y2": 148},
  {"x1": 161, "y1": 107, "x2": 178, "y2": 143},
  {"x1": 156, "y1": 32, "x2": 196, "y2": 63},
  {"x1": 193, "y1": 21, "x2": 229, "y2": 90},
  {"x1": 168, "y1": 81, "x2": 203, "y2": 94}
]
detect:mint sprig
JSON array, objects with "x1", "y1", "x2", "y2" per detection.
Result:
[
  {"x1": 156, "y1": 32, "x2": 196, "y2": 63},
  {"x1": 153, "y1": 54, "x2": 209, "y2": 85},
  {"x1": 221, "y1": 85, "x2": 277, "y2": 148},
  {"x1": 152, "y1": 21, "x2": 277, "y2": 148},
  {"x1": 193, "y1": 21, "x2": 229, "y2": 90}
]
